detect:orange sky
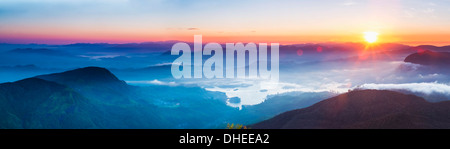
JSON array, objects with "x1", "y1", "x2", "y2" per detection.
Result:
[{"x1": 0, "y1": 0, "x2": 449, "y2": 45}]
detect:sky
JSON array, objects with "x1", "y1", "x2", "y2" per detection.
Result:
[{"x1": 0, "y1": 0, "x2": 450, "y2": 45}]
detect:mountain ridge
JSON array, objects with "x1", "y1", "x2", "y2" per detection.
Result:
[
  {"x1": 404, "y1": 50, "x2": 450, "y2": 66},
  {"x1": 0, "y1": 66, "x2": 240, "y2": 128},
  {"x1": 252, "y1": 89, "x2": 450, "y2": 129}
]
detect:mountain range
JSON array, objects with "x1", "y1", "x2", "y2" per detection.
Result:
[
  {"x1": 1, "y1": 42, "x2": 450, "y2": 129},
  {"x1": 0, "y1": 67, "x2": 242, "y2": 128},
  {"x1": 0, "y1": 66, "x2": 341, "y2": 128},
  {"x1": 3, "y1": 67, "x2": 450, "y2": 129}
]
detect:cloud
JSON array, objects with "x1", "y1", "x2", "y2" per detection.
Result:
[
  {"x1": 151, "y1": 62, "x2": 180, "y2": 67},
  {"x1": 358, "y1": 82, "x2": 450, "y2": 95},
  {"x1": 423, "y1": 8, "x2": 435, "y2": 14},
  {"x1": 148, "y1": 79, "x2": 177, "y2": 86},
  {"x1": 419, "y1": 73, "x2": 440, "y2": 79},
  {"x1": 187, "y1": 28, "x2": 199, "y2": 30},
  {"x1": 342, "y1": 1, "x2": 356, "y2": 6},
  {"x1": 126, "y1": 79, "x2": 177, "y2": 86},
  {"x1": 78, "y1": 54, "x2": 121, "y2": 60},
  {"x1": 205, "y1": 79, "x2": 350, "y2": 108}
]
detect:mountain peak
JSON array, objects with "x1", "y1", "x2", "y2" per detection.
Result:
[{"x1": 36, "y1": 66, "x2": 124, "y2": 86}]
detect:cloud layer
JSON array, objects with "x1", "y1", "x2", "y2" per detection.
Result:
[{"x1": 358, "y1": 82, "x2": 450, "y2": 95}]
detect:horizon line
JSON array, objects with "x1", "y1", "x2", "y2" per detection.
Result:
[{"x1": 1, "y1": 41, "x2": 450, "y2": 47}]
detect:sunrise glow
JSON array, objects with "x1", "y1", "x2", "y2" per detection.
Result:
[
  {"x1": 0, "y1": 0, "x2": 448, "y2": 45},
  {"x1": 364, "y1": 32, "x2": 379, "y2": 44}
]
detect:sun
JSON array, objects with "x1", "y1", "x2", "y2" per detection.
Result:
[{"x1": 363, "y1": 31, "x2": 379, "y2": 43}]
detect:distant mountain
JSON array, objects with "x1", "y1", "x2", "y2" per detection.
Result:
[
  {"x1": 252, "y1": 90, "x2": 450, "y2": 129},
  {"x1": 404, "y1": 50, "x2": 450, "y2": 66},
  {"x1": 413, "y1": 45, "x2": 450, "y2": 52},
  {"x1": 36, "y1": 67, "x2": 132, "y2": 104},
  {"x1": 7, "y1": 48, "x2": 69, "y2": 56},
  {"x1": 0, "y1": 64, "x2": 39, "y2": 70},
  {"x1": 110, "y1": 64, "x2": 173, "y2": 81},
  {"x1": 36, "y1": 66, "x2": 126, "y2": 87}
]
